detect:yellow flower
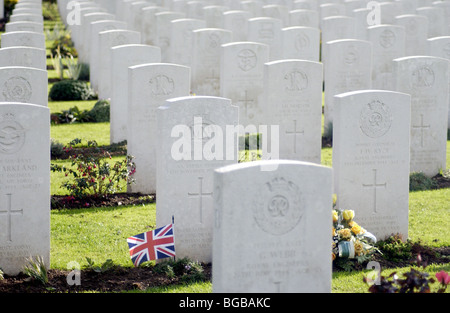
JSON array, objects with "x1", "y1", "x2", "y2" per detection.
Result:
[
  {"x1": 332, "y1": 194, "x2": 337, "y2": 206},
  {"x1": 332, "y1": 253, "x2": 336, "y2": 261},
  {"x1": 338, "y1": 228, "x2": 352, "y2": 240},
  {"x1": 343, "y1": 210, "x2": 355, "y2": 221},
  {"x1": 354, "y1": 240, "x2": 365, "y2": 256},
  {"x1": 332, "y1": 227, "x2": 336, "y2": 236},
  {"x1": 332, "y1": 210, "x2": 338, "y2": 223},
  {"x1": 351, "y1": 223, "x2": 363, "y2": 235}
]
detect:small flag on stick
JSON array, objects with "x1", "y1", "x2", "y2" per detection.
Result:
[{"x1": 127, "y1": 224, "x2": 175, "y2": 267}]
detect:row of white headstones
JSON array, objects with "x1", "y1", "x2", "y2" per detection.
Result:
[{"x1": 0, "y1": 0, "x2": 449, "y2": 292}]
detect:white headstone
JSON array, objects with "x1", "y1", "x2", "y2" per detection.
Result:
[
  {"x1": 220, "y1": 42, "x2": 270, "y2": 129},
  {"x1": 378, "y1": 1, "x2": 401, "y2": 24},
  {"x1": 416, "y1": 6, "x2": 446, "y2": 38},
  {"x1": 292, "y1": 0, "x2": 318, "y2": 11},
  {"x1": 88, "y1": 19, "x2": 127, "y2": 90},
  {"x1": 320, "y1": 3, "x2": 346, "y2": 24},
  {"x1": 0, "y1": 47, "x2": 46, "y2": 71},
  {"x1": 333, "y1": 90, "x2": 411, "y2": 241},
  {"x1": 154, "y1": 11, "x2": 186, "y2": 62},
  {"x1": 427, "y1": 36, "x2": 450, "y2": 129},
  {"x1": 202, "y1": 5, "x2": 229, "y2": 28},
  {"x1": 0, "y1": 67, "x2": 48, "y2": 107},
  {"x1": 368, "y1": 25, "x2": 406, "y2": 90},
  {"x1": 263, "y1": 59, "x2": 323, "y2": 164},
  {"x1": 0, "y1": 102, "x2": 50, "y2": 276},
  {"x1": 323, "y1": 39, "x2": 373, "y2": 135},
  {"x1": 281, "y1": 26, "x2": 320, "y2": 61},
  {"x1": 212, "y1": 160, "x2": 333, "y2": 293},
  {"x1": 191, "y1": 28, "x2": 233, "y2": 96},
  {"x1": 5, "y1": 21, "x2": 44, "y2": 33},
  {"x1": 240, "y1": 0, "x2": 263, "y2": 16},
  {"x1": 262, "y1": 4, "x2": 289, "y2": 27},
  {"x1": 168, "y1": 18, "x2": 207, "y2": 66},
  {"x1": 110, "y1": 44, "x2": 162, "y2": 144},
  {"x1": 222, "y1": 10, "x2": 252, "y2": 42},
  {"x1": 352, "y1": 8, "x2": 370, "y2": 41},
  {"x1": 395, "y1": 0, "x2": 418, "y2": 14},
  {"x1": 248, "y1": 17, "x2": 283, "y2": 61},
  {"x1": 0, "y1": 31, "x2": 45, "y2": 49},
  {"x1": 78, "y1": 12, "x2": 115, "y2": 64},
  {"x1": 9, "y1": 13, "x2": 43, "y2": 23},
  {"x1": 156, "y1": 96, "x2": 239, "y2": 263},
  {"x1": 97, "y1": 29, "x2": 141, "y2": 99},
  {"x1": 393, "y1": 56, "x2": 449, "y2": 177},
  {"x1": 322, "y1": 16, "x2": 356, "y2": 49},
  {"x1": 288, "y1": 9, "x2": 319, "y2": 28},
  {"x1": 141, "y1": 6, "x2": 168, "y2": 46},
  {"x1": 395, "y1": 14, "x2": 428, "y2": 56},
  {"x1": 186, "y1": 0, "x2": 207, "y2": 19},
  {"x1": 127, "y1": 63, "x2": 191, "y2": 194}
]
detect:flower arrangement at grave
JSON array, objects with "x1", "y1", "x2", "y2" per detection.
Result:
[{"x1": 332, "y1": 195, "x2": 379, "y2": 266}]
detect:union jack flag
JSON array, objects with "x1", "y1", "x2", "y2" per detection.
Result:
[{"x1": 127, "y1": 224, "x2": 175, "y2": 266}]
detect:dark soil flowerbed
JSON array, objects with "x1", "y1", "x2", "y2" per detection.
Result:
[
  {"x1": 51, "y1": 193, "x2": 155, "y2": 210},
  {"x1": 0, "y1": 264, "x2": 212, "y2": 293},
  {"x1": 1, "y1": 246, "x2": 448, "y2": 293}
]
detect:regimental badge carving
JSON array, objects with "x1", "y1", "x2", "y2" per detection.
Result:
[
  {"x1": 379, "y1": 29, "x2": 396, "y2": 48},
  {"x1": 189, "y1": 115, "x2": 215, "y2": 142},
  {"x1": 206, "y1": 32, "x2": 221, "y2": 54},
  {"x1": 2, "y1": 76, "x2": 32, "y2": 102},
  {"x1": 0, "y1": 113, "x2": 26, "y2": 154},
  {"x1": 360, "y1": 100, "x2": 392, "y2": 138},
  {"x1": 284, "y1": 70, "x2": 308, "y2": 92},
  {"x1": 344, "y1": 45, "x2": 358, "y2": 65},
  {"x1": 149, "y1": 74, "x2": 175, "y2": 98},
  {"x1": 253, "y1": 177, "x2": 302, "y2": 236},
  {"x1": 294, "y1": 32, "x2": 310, "y2": 52},
  {"x1": 411, "y1": 66, "x2": 435, "y2": 88},
  {"x1": 237, "y1": 49, "x2": 257, "y2": 72}
]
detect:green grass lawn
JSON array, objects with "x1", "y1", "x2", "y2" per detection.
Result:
[
  {"x1": 40, "y1": 13, "x2": 450, "y2": 294},
  {"x1": 48, "y1": 109, "x2": 450, "y2": 293}
]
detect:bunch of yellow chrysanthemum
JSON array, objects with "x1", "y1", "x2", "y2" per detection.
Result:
[{"x1": 332, "y1": 205, "x2": 377, "y2": 261}]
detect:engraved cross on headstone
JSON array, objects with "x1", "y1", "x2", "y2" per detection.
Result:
[
  {"x1": 0, "y1": 194, "x2": 23, "y2": 242},
  {"x1": 362, "y1": 169, "x2": 386, "y2": 214},
  {"x1": 188, "y1": 177, "x2": 213, "y2": 224},
  {"x1": 412, "y1": 114, "x2": 430, "y2": 148},
  {"x1": 238, "y1": 90, "x2": 255, "y2": 119},
  {"x1": 285, "y1": 120, "x2": 304, "y2": 153}
]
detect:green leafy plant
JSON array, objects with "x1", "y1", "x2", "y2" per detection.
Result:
[
  {"x1": 50, "y1": 138, "x2": 65, "y2": 158},
  {"x1": 50, "y1": 45, "x2": 64, "y2": 81},
  {"x1": 85, "y1": 257, "x2": 116, "y2": 273},
  {"x1": 52, "y1": 105, "x2": 93, "y2": 124},
  {"x1": 64, "y1": 55, "x2": 82, "y2": 80},
  {"x1": 49, "y1": 79, "x2": 95, "y2": 101},
  {"x1": 50, "y1": 32, "x2": 77, "y2": 58},
  {"x1": 87, "y1": 99, "x2": 110, "y2": 122},
  {"x1": 50, "y1": 139, "x2": 136, "y2": 198},
  {"x1": 23, "y1": 256, "x2": 48, "y2": 285},
  {"x1": 410, "y1": 172, "x2": 438, "y2": 191},
  {"x1": 153, "y1": 258, "x2": 206, "y2": 283},
  {"x1": 376, "y1": 234, "x2": 413, "y2": 263}
]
